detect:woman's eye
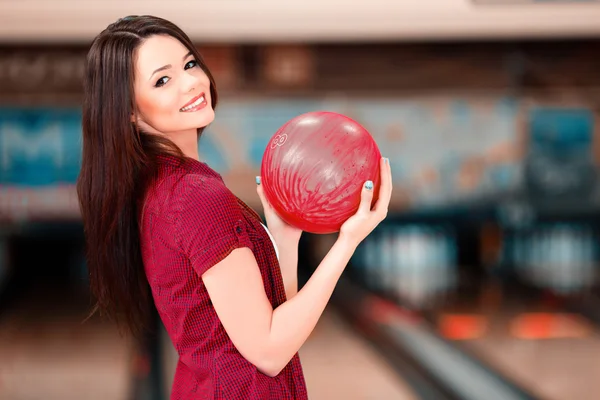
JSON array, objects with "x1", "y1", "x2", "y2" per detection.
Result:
[
  {"x1": 155, "y1": 76, "x2": 170, "y2": 87},
  {"x1": 185, "y1": 60, "x2": 198, "y2": 70},
  {"x1": 153, "y1": 60, "x2": 196, "y2": 87}
]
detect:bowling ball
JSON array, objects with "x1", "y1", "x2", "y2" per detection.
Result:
[{"x1": 261, "y1": 111, "x2": 381, "y2": 234}]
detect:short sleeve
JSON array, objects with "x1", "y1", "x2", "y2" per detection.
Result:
[{"x1": 175, "y1": 175, "x2": 253, "y2": 276}]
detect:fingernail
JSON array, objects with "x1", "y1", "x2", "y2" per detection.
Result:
[
  {"x1": 384, "y1": 157, "x2": 389, "y2": 164},
  {"x1": 255, "y1": 176, "x2": 261, "y2": 185},
  {"x1": 365, "y1": 180, "x2": 373, "y2": 190}
]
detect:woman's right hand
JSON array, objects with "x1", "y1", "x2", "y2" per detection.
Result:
[{"x1": 339, "y1": 157, "x2": 392, "y2": 248}]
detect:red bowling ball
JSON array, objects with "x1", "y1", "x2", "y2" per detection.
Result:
[{"x1": 261, "y1": 111, "x2": 382, "y2": 234}]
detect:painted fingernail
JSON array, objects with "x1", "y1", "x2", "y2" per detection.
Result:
[
  {"x1": 255, "y1": 176, "x2": 261, "y2": 185},
  {"x1": 384, "y1": 157, "x2": 389, "y2": 164},
  {"x1": 365, "y1": 180, "x2": 373, "y2": 190}
]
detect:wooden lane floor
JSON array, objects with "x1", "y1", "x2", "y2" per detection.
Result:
[{"x1": 0, "y1": 282, "x2": 135, "y2": 400}]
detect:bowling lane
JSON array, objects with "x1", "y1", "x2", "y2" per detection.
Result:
[
  {"x1": 437, "y1": 281, "x2": 600, "y2": 400},
  {"x1": 158, "y1": 307, "x2": 420, "y2": 400},
  {"x1": 300, "y1": 308, "x2": 420, "y2": 400},
  {"x1": 461, "y1": 310, "x2": 600, "y2": 400},
  {"x1": 0, "y1": 281, "x2": 135, "y2": 400},
  {"x1": 350, "y1": 220, "x2": 600, "y2": 400},
  {"x1": 0, "y1": 232, "x2": 136, "y2": 400},
  {"x1": 452, "y1": 224, "x2": 600, "y2": 400}
]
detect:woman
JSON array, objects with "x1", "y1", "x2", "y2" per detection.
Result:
[{"x1": 77, "y1": 15, "x2": 392, "y2": 400}]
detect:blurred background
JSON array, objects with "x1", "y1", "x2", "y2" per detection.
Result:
[{"x1": 2, "y1": 1, "x2": 600, "y2": 399}]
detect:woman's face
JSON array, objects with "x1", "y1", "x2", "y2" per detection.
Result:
[{"x1": 133, "y1": 35, "x2": 214, "y2": 136}]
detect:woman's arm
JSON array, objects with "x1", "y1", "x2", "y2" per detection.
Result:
[
  {"x1": 272, "y1": 234, "x2": 300, "y2": 299},
  {"x1": 203, "y1": 158, "x2": 391, "y2": 377},
  {"x1": 202, "y1": 235, "x2": 355, "y2": 377},
  {"x1": 254, "y1": 176, "x2": 302, "y2": 300}
]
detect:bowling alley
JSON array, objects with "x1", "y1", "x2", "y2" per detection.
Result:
[{"x1": 2, "y1": 2, "x2": 600, "y2": 400}]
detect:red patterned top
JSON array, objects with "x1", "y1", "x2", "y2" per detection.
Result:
[{"x1": 139, "y1": 154, "x2": 308, "y2": 399}]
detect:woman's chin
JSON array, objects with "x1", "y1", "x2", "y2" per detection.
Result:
[{"x1": 184, "y1": 108, "x2": 215, "y2": 129}]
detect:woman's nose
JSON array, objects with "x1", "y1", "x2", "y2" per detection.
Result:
[{"x1": 182, "y1": 73, "x2": 197, "y2": 93}]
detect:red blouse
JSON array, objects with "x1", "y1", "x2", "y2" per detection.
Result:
[{"x1": 139, "y1": 154, "x2": 308, "y2": 399}]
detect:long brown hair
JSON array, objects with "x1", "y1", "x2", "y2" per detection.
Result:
[{"x1": 77, "y1": 15, "x2": 218, "y2": 338}]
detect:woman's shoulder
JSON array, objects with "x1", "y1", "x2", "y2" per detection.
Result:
[
  {"x1": 145, "y1": 166, "x2": 233, "y2": 220},
  {"x1": 167, "y1": 170, "x2": 242, "y2": 221},
  {"x1": 175, "y1": 170, "x2": 233, "y2": 200}
]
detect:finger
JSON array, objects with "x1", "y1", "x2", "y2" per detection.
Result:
[
  {"x1": 357, "y1": 180, "x2": 375, "y2": 214},
  {"x1": 255, "y1": 176, "x2": 270, "y2": 210},
  {"x1": 373, "y1": 157, "x2": 392, "y2": 214},
  {"x1": 386, "y1": 157, "x2": 393, "y2": 192},
  {"x1": 384, "y1": 157, "x2": 393, "y2": 200}
]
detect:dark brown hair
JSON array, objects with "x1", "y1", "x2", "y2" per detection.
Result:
[{"x1": 77, "y1": 15, "x2": 218, "y2": 338}]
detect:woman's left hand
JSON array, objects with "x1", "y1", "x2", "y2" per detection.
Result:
[{"x1": 256, "y1": 176, "x2": 302, "y2": 243}]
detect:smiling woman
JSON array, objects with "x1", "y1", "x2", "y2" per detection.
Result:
[
  {"x1": 77, "y1": 15, "x2": 218, "y2": 340},
  {"x1": 132, "y1": 34, "x2": 215, "y2": 158},
  {"x1": 134, "y1": 35, "x2": 215, "y2": 145},
  {"x1": 76, "y1": 14, "x2": 391, "y2": 400}
]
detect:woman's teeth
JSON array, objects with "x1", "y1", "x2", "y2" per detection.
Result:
[{"x1": 180, "y1": 95, "x2": 205, "y2": 112}]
